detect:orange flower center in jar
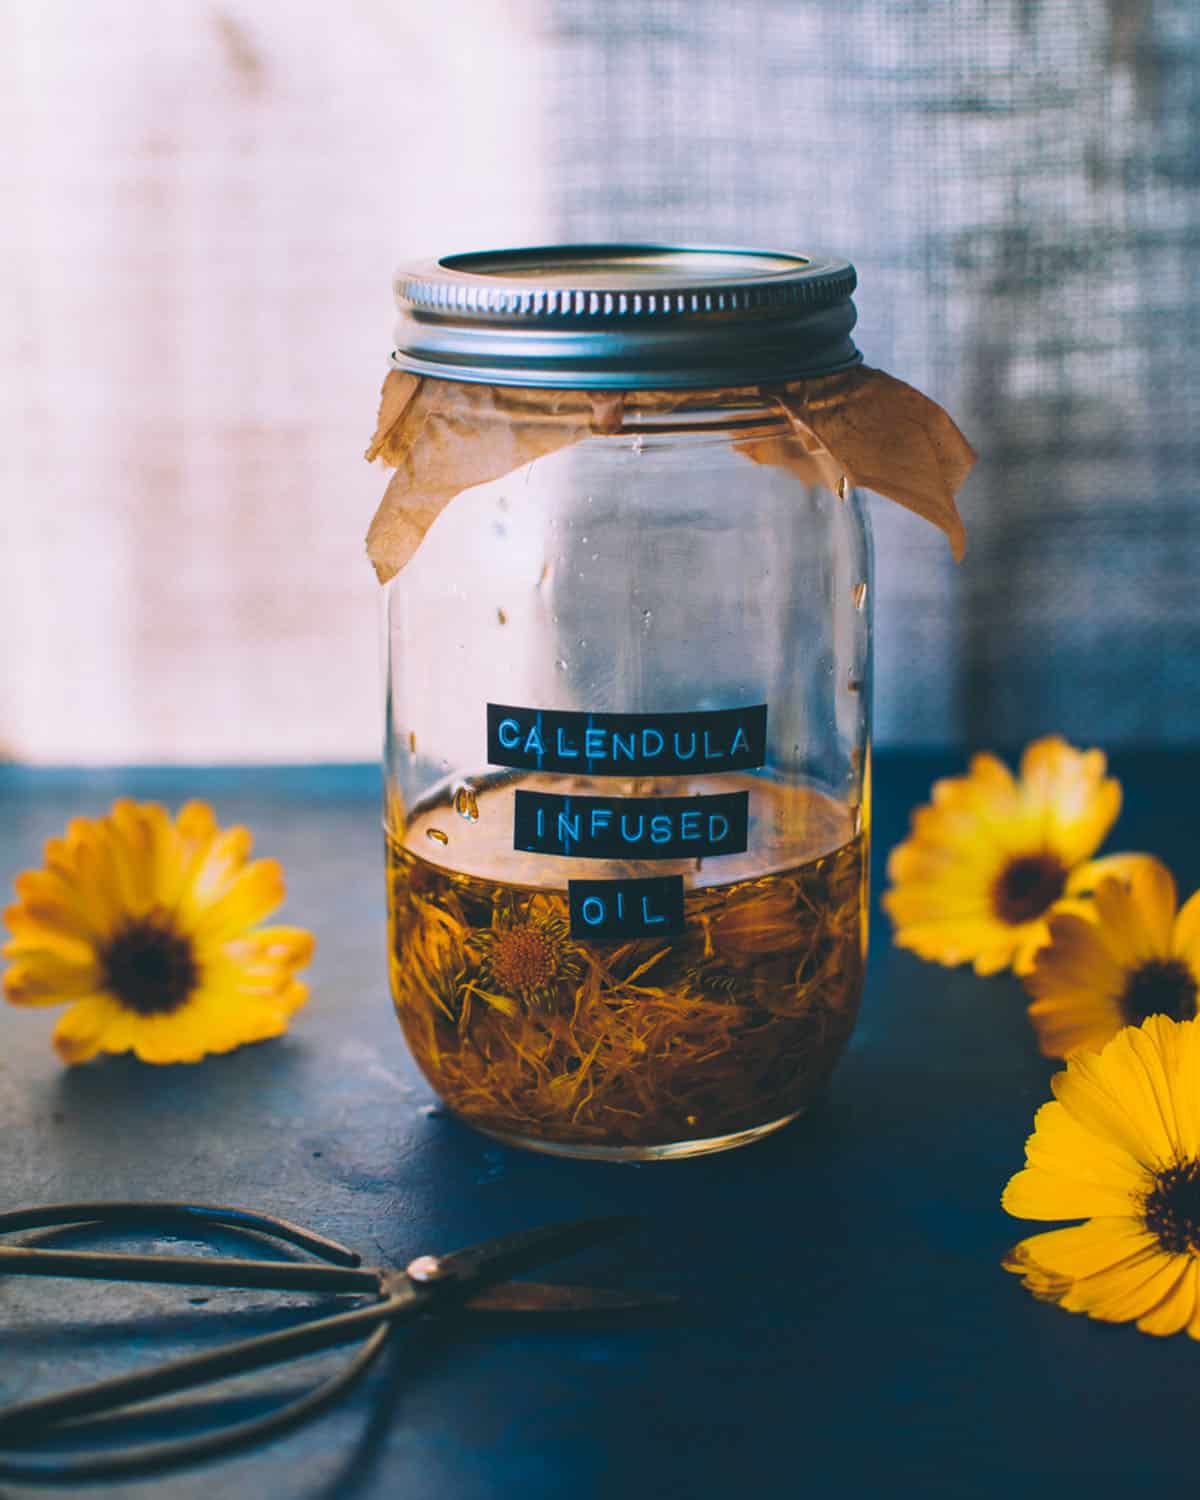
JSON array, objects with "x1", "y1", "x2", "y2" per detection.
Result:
[{"x1": 489, "y1": 927, "x2": 561, "y2": 995}]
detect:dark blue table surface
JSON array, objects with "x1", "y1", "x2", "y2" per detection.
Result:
[{"x1": 1, "y1": 753, "x2": 1198, "y2": 1500}]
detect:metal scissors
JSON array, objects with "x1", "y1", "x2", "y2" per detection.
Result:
[{"x1": 0, "y1": 1200, "x2": 669, "y2": 1484}]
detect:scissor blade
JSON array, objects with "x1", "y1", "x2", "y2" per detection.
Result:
[
  {"x1": 429, "y1": 1216, "x2": 637, "y2": 1293},
  {"x1": 464, "y1": 1281, "x2": 677, "y2": 1315}
]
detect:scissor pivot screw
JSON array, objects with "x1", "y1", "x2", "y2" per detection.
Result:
[{"x1": 406, "y1": 1254, "x2": 451, "y2": 1283}]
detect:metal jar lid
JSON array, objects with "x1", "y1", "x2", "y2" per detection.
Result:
[{"x1": 390, "y1": 244, "x2": 859, "y2": 390}]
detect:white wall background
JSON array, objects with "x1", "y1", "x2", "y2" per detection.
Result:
[
  {"x1": 0, "y1": 0, "x2": 552, "y2": 763},
  {"x1": 4, "y1": 0, "x2": 1196, "y2": 762}
]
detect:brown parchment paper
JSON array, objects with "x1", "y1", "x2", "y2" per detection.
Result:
[{"x1": 365, "y1": 366, "x2": 974, "y2": 582}]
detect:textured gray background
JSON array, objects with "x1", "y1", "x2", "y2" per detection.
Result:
[{"x1": 544, "y1": 0, "x2": 1200, "y2": 746}]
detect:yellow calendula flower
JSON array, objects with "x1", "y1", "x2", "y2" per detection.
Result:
[
  {"x1": 883, "y1": 736, "x2": 1145, "y2": 975},
  {"x1": 1025, "y1": 858, "x2": 1200, "y2": 1059},
  {"x1": 4, "y1": 800, "x2": 313, "y2": 1064},
  {"x1": 1003, "y1": 1015, "x2": 1200, "y2": 1338},
  {"x1": 475, "y1": 903, "x2": 582, "y2": 1010}
]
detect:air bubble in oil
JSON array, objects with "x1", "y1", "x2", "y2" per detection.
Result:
[
  {"x1": 853, "y1": 581, "x2": 867, "y2": 610},
  {"x1": 835, "y1": 475, "x2": 849, "y2": 501},
  {"x1": 426, "y1": 828, "x2": 449, "y2": 846}
]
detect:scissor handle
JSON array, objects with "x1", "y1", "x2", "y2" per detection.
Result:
[
  {"x1": 0, "y1": 1200, "x2": 402, "y2": 1484},
  {"x1": 0, "y1": 1283, "x2": 428, "y2": 1443},
  {"x1": 0, "y1": 1320, "x2": 396, "y2": 1486},
  {"x1": 0, "y1": 1243, "x2": 383, "y2": 1294},
  {"x1": 0, "y1": 1200, "x2": 361, "y2": 1265}
]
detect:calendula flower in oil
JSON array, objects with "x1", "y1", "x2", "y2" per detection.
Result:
[
  {"x1": 475, "y1": 905, "x2": 582, "y2": 1010},
  {"x1": 704, "y1": 887, "x2": 813, "y2": 964},
  {"x1": 1025, "y1": 858, "x2": 1199, "y2": 1059},
  {"x1": 4, "y1": 800, "x2": 313, "y2": 1064},
  {"x1": 387, "y1": 793, "x2": 867, "y2": 1148},
  {"x1": 884, "y1": 736, "x2": 1146, "y2": 975},
  {"x1": 1003, "y1": 1015, "x2": 1200, "y2": 1338}
]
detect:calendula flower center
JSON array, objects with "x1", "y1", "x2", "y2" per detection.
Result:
[
  {"x1": 102, "y1": 919, "x2": 198, "y2": 1016},
  {"x1": 1119, "y1": 959, "x2": 1198, "y2": 1026},
  {"x1": 488, "y1": 926, "x2": 561, "y2": 994},
  {"x1": 1143, "y1": 1159, "x2": 1200, "y2": 1255},
  {"x1": 991, "y1": 853, "x2": 1068, "y2": 926}
]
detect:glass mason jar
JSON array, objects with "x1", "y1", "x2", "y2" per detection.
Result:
[{"x1": 380, "y1": 247, "x2": 872, "y2": 1160}]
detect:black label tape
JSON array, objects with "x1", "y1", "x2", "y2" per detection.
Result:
[
  {"x1": 515, "y1": 789, "x2": 748, "y2": 861},
  {"x1": 568, "y1": 875, "x2": 685, "y2": 939},
  {"x1": 487, "y1": 704, "x2": 767, "y2": 777}
]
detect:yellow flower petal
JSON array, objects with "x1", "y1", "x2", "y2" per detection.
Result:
[
  {"x1": 183, "y1": 826, "x2": 255, "y2": 909},
  {"x1": 176, "y1": 800, "x2": 219, "y2": 847},
  {"x1": 1136, "y1": 1258, "x2": 1198, "y2": 1337},
  {"x1": 107, "y1": 800, "x2": 163, "y2": 916},
  {"x1": 52, "y1": 995, "x2": 125, "y2": 1064},
  {"x1": 1172, "y1": 888, "x2": 1200, "y2": 970},
  {"x1": 1067, "y1": 852, "x2": 1167, "y2": 898},
  {"x1": 190, "y1": 859, "x2": 286, "y2": 946},
  {"x1": 4, "y1": 799, "x2": 312, "y2": 1065},
  {"x1": 124, "y1": 1011, "x2": 215, "y2": 1065},
  {"x1": 1019, "y1": 1098, "x2": 1148, "y2": 1191},
  {"x1": 885, "y1": 737, "x2": 1124, "y2": 976},
  {"x1": 4, "y1": 908, "x2": 96, "y2": 964},
  {"x1": 1002, "y1": 1167, "x2": 1141, "y2": 1222},
  {"x1": 1004, "y1": 1018, "x2": 1200, "y2": 1337},
  {"x1": 119, "y1": 800, "x2": 190, "y2": 909},
  {"x1": 189, "y1": 980, "x2": 302, "y2": 1044},
  {"x1": 12, "y1": 870, "x2": 105, "y2": 943},
  {"x1": 1017, "y1": 738, "x2": 1121, "y2": 867},
  {"x1": 1005, "y1": 1219, "x2": 1156, "y2": 1281},
  {"x1": 1128, "y1": 860, "x2": 1178, "y2": 951},
  {"x1": 1027, "y1": 910, "x2": 1126, "y2": 1000},
  {"x1": 1121, "y1": 1018, "x2": 1193, "y2": 1160},
  {"x1": 1026, "y1": 998, "x2": 1125, "y2": 1060},
  {"x1": 4, "y1": 952, "x2": 103, "y2": 1006},
  {"x1": 1151, "y1": 1011, "x2": 1200, "y2": 1160},
  {"x1": 1012, "y1": 922, "x2": 1055, "y2": 976},
  {"x1": 1027, "y1": 863, "x2": 1200, "y2": 1060},
  {"x1": 1052, "y1": 1044, "x2": 1173, "y2": 1170},
  {"x1": 887, "y1": 914, "x2": 1025, "y2": 972},
  {"x1": 272, "y1": 978, "x2": 309, "y2": 1017},
  {"x1": 220, "y1": 924, "x2": 316, "y2": 970},
  {"x1": 66, "y1": 832, "x2": 126, "y2": 938},
  {"x1": 1058, "y1": 1244, "x2": 1181, "y2": 1321},
  {"x1": 1088, "y1": 864, "x2": 1176, "y2": 970}
]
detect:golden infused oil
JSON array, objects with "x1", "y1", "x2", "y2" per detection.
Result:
[{"x1": 386, "y1": 775, "x2": 867, "y2": 1157}]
